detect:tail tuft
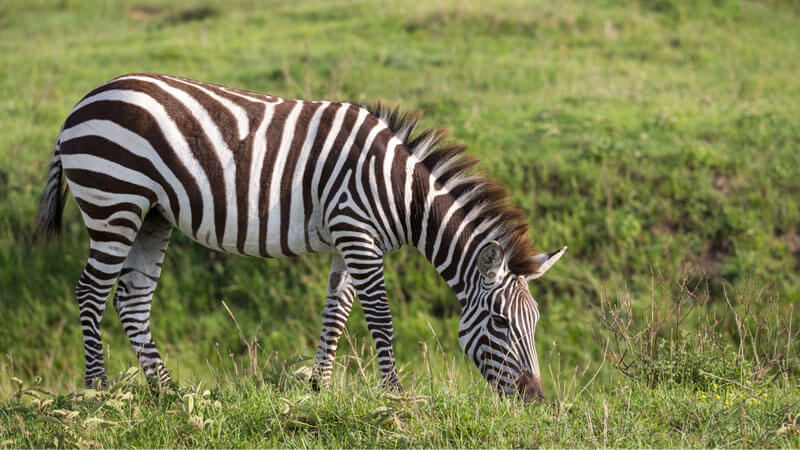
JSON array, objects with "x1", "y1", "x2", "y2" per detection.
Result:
[{"x1": 36, "y1": 150, "x2": 67, "y2": 241}]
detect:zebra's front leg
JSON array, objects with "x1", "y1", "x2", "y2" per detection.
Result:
[
  {"x1": 311, "y1": 255, "x2": 356, "y2": 389},
  {"x1": 340, "y1": 248, "x2": 401, "y2": 389}
]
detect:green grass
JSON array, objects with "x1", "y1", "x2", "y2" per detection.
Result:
[
  {"x1": 1, "y1": 0, "x2": 799, "y2": 447},
  {"x1": 2, "y1": 337, "x2": 799, "y2": 448}
]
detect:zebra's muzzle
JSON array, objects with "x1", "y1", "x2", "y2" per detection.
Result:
[{"x1": 516, "y1": 370, "x2": 545, "y2": 403}]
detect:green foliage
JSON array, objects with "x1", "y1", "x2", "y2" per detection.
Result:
[
  {"x1": 1, "y1": 0, "x2": 800, "y2": 446},
  {"x1": 642, "y1": 333, "x2": 751, "y2": 389}
]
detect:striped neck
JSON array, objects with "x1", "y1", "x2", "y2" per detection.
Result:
[
  {"x1": 366, "y1": 103, "x2": 539, "y2": 292},
  {"x1": 407, "y1": 165, "x2": 494, "y2": 304}
]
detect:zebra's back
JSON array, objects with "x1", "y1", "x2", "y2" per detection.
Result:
[{"x1": 58, "y1": 73, "x2": 384, "y2": 258}]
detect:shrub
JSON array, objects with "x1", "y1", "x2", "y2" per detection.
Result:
[{"x1": 598, "y1": 268, "x2": 798, "y2": 389}]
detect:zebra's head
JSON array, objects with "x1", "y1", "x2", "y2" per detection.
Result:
[{"x1": 458, "y1": 240, "x2": 566, "y2": 403}]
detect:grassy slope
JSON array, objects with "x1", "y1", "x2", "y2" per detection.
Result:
[{"x1": 1, "y1": 0, "x2": 799, "y2": 446}]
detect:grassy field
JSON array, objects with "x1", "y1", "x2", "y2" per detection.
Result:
[{"x1": 1, "y1": 0, "x2": 799, "y2": 447}]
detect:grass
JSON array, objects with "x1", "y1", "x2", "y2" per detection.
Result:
[
  {"x1": 1, "y1": 0, "x2": 799, "y2": 447},
  {"x1": 2, "y1": 331, "x2": 798, "y2": 447}
]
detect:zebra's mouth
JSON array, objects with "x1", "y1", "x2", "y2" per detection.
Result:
[{"x1": 515, "y1": 370, "x2": 545, "y2": 403}]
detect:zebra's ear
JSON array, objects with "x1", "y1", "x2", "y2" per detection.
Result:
[
  {"x1": 527, "y1": 246, "x2": 567, "y2": 280},
  {"x1": 478, "y1": 240, "x2": 505, "y2": 280}
]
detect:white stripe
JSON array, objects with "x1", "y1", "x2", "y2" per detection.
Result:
[
  {"x1": 164, "y1": 75, "x2": 250, "y2": 140},
  {"x1": 368, "y1": 156, "x2": 397, "y2": 250},
  {"x1": 67, "y1": 181, "x2": 152, "y2": 213},
  {"x1": 310, "y1": 104, "x2": 349, "y2": 248},
  {"x1": 355, "y1": 120, "x2": 391, "y2": 247},
  {"x1": 287, "y1": 102, "x2": 329, "y2": 254},
  {"x1": 265, "y1": 101, "x2": 303, "y2": 256},
  {"x1": 383, "y1": 139, "x2": 406, "y2": 244},
  {"x1": 244, "y1": 100, "x2": 281, "y2": 255},
  {"x1": 61, "y1": 154, "x2": 169, "y2": 210},
  {"x1": 220, "y1": 86, "x2": 276, "y2": 104},
  {"x1": 320, "y1": 108, "x2": 369, "y2": 220},
  {"x1": 402, "y1": 139, "x2": 418, "y2": 244},
  {"x1": 81, "y1": 214, "x2": 142, "y2": 242}
]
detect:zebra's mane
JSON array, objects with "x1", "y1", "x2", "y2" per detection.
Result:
[{"x1": 365, "y1": 103, "x2": 539, "y2": 277}]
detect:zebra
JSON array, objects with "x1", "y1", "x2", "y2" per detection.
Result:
[{"x1": 36, "y1": 73, "x2": 565, "y2": 402}]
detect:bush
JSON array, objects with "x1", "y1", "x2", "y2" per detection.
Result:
[{"x1": 598, "y1": 268, "x2": 798, "y2": 389}]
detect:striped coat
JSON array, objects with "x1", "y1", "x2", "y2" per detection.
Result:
[{"x1": 37, "y1": 74, "x2": 565, "y2": 401}]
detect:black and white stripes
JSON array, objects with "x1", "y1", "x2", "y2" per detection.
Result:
[{"x1": 36, "y1": 73, "x2": 565, "y2": 401}]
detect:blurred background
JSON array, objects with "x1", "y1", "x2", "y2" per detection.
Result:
[{"x1": 1, "y1": 0, "x2": 798, "y2": 396}]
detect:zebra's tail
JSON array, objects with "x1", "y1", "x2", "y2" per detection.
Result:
[{"x1": 35, "y1": 144, "x2": 67, "y2": 241}]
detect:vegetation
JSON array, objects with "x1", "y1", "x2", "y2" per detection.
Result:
[{"x1": 1, "y1": 0, "x2": 798, "y2": 446}]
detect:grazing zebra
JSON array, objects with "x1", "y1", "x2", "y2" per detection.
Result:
[{"x1": 36, "y1": 74, "x2": 565, "y2": 402}]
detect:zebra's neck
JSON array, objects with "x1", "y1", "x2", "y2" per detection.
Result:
[
  {"x1": 342, "y1": 128, "x2": 483, "y2": 296},
  {"x1": 356, "y1": 103, "x2": 539, "y2": 298},
  {"x1": 404, "y1": 160, "x2": 491, "y2": 302}
]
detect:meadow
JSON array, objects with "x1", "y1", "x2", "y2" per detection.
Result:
[{"x1": 1, "y1": 0, "x2": 799, "y2": 447}]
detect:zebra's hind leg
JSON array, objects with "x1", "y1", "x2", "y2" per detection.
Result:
[
  {"x1": 77, "y1": 230, "x2": 139, "y2": 387},
  {"x1": 311, "y1": 255, "x2": 356, "y2": 390},
  {"x1": 112, "y1": 210, "x2": 173, "y2": 386},
  {"x1": 77, "y1": 258, "x2": 124, "y2": 387}
]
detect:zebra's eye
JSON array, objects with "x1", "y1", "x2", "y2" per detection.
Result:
[{"x1": 492, "y1": 314, "x2": 509, "y2": 329}]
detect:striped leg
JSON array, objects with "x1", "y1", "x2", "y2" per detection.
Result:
[
  {"x1": 339, "y1": 246, "x2": 401, "y2": 389},
  {"x1": 77, "y1": 257, "x2": 123, "y2": 387},
  {"x1": 311, "y1": 255, "x2": 356, "y2": 389},
  {"x1": 112, "y1": 211, "x2": 173, "y2": 385},
  {"x1": 77, "y1": 239, "x2": 137, "y2": 387}
]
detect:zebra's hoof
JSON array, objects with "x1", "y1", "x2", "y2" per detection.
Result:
[
  {"x1": 85, "y1": 375, "x2": 108, "y2": 390},
  {"x1": 383, "y1": 378, "x2": 403, "y2": 392}
]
